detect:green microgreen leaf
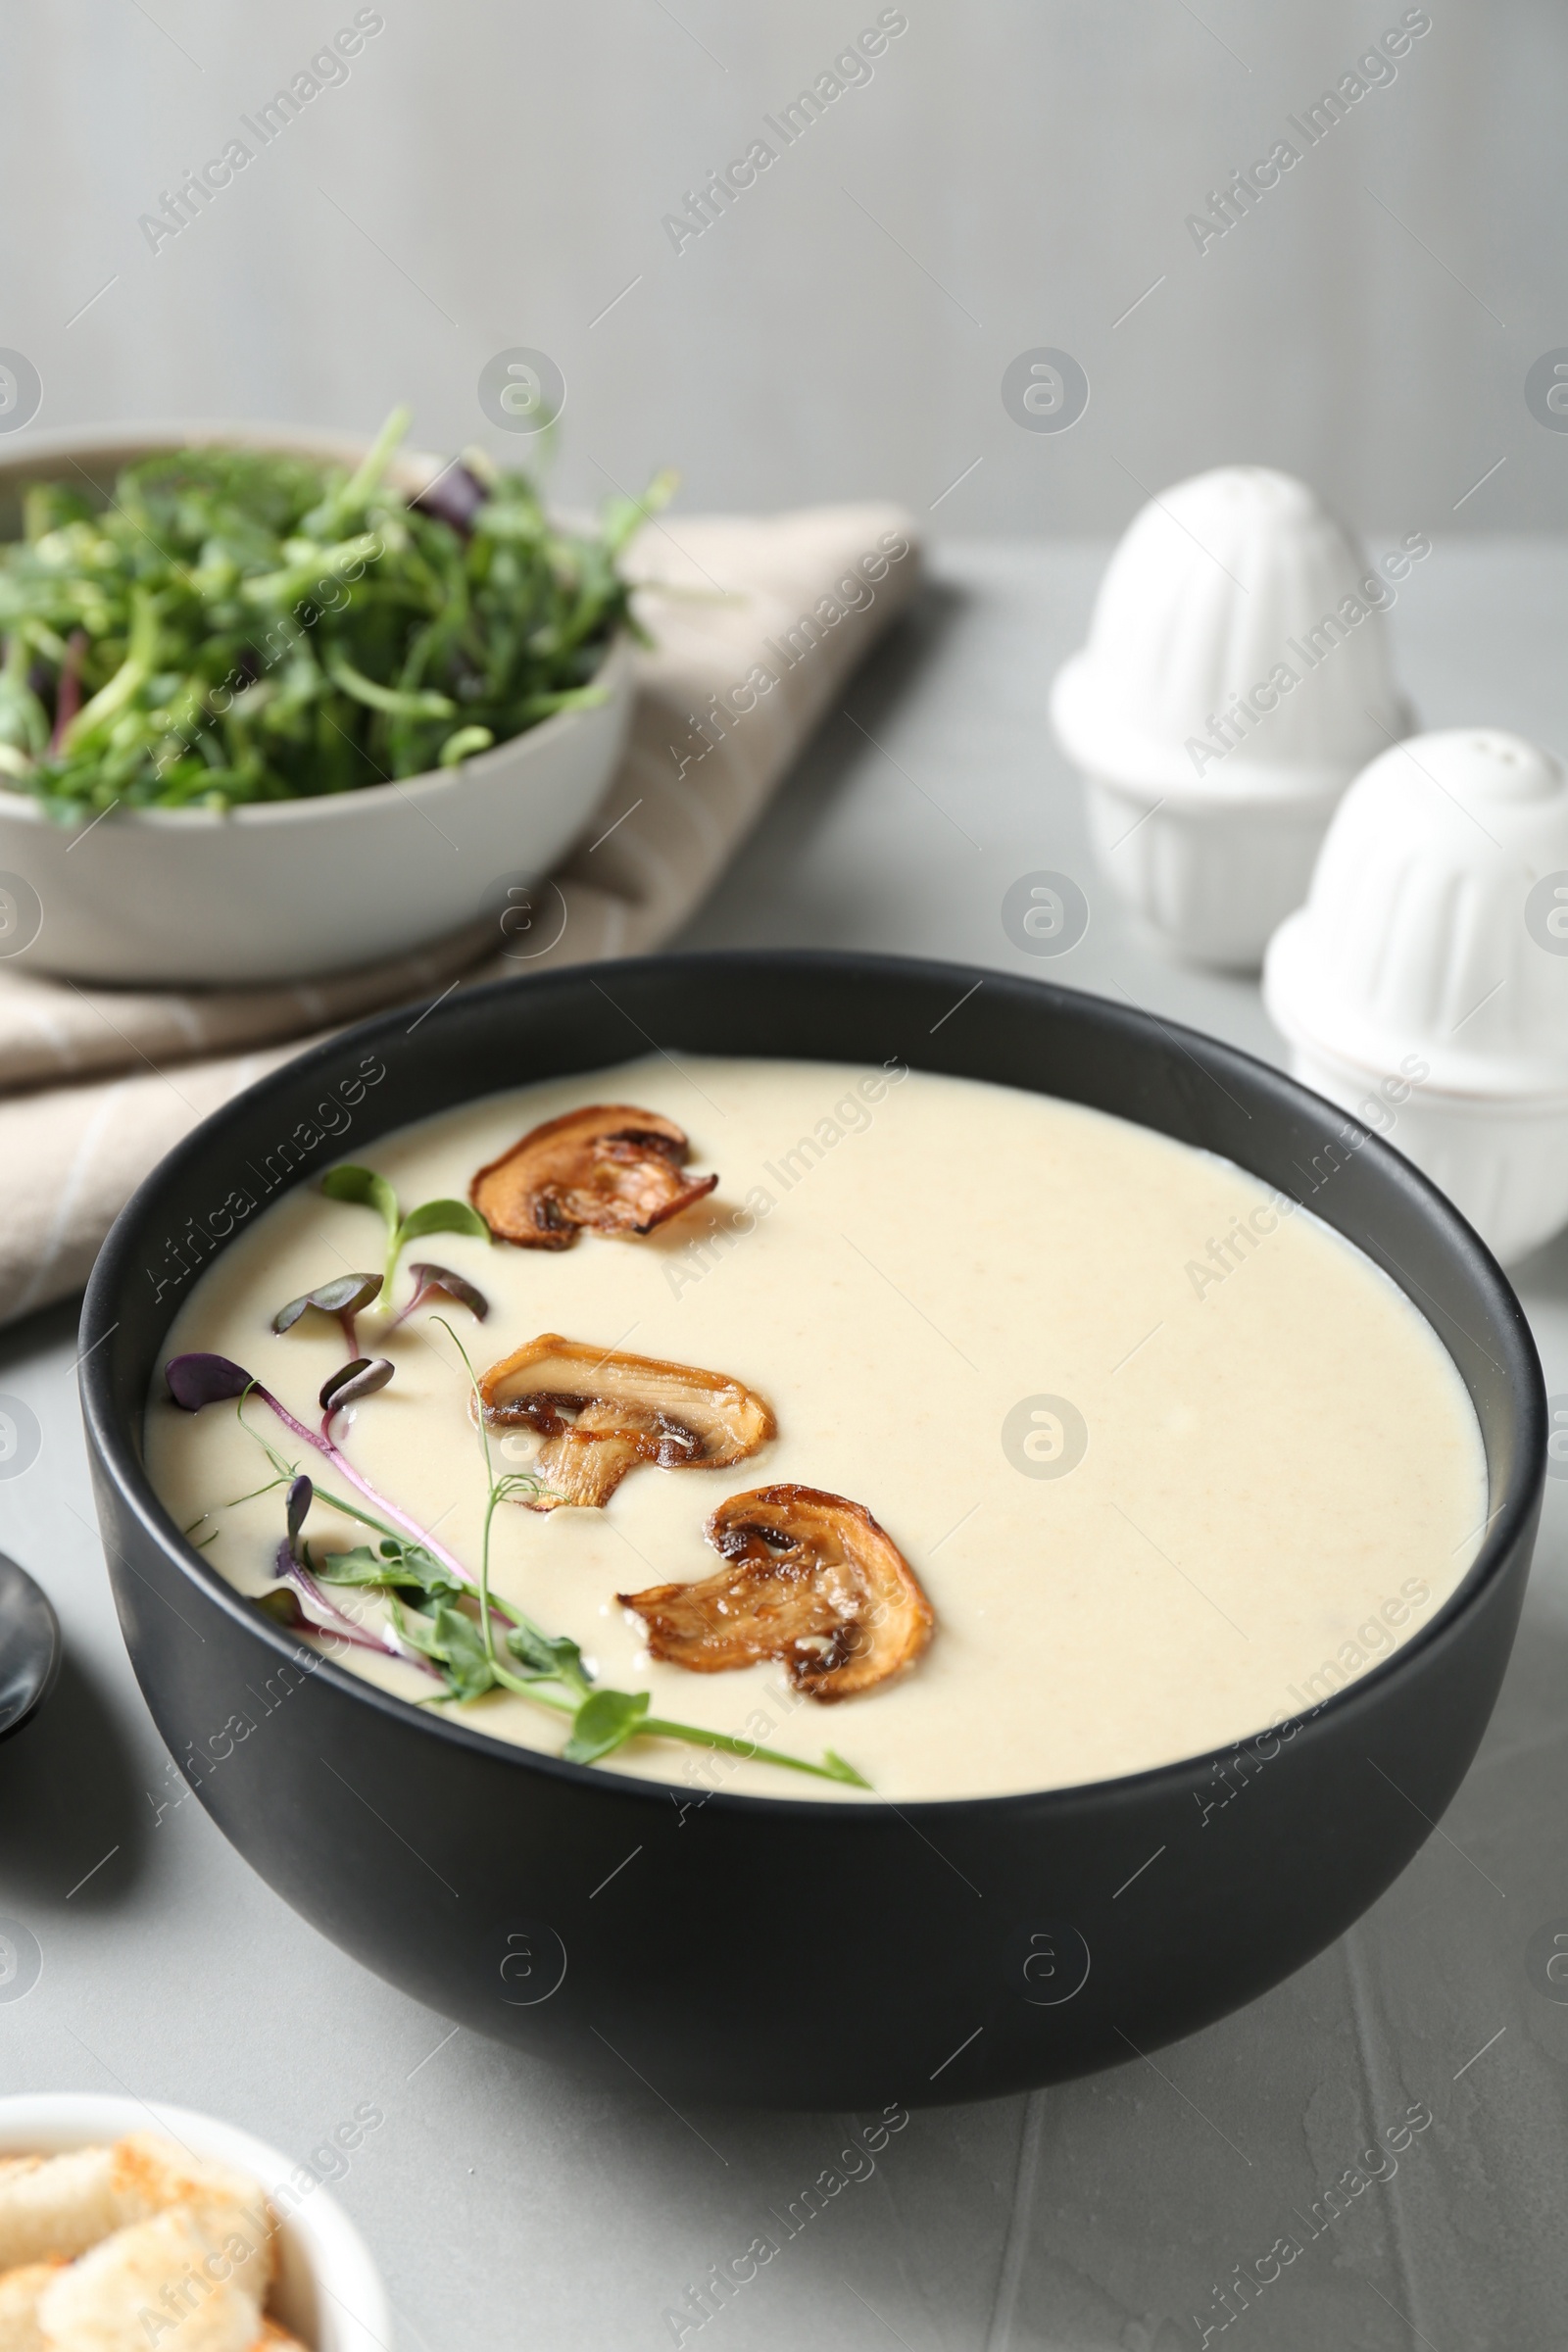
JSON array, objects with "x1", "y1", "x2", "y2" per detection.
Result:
[
  {"x1": 390, "y1": 1596, "x2": 496, "y2": 1703},
  {"x1": 311, "y1": 1536, "x2": 463, "y2": 1601},
  {"x1": 396, "y1": 1199, "x2": 489, "y2": 1249},
  {"x1": 505, "y1": 1622, "x2": 589, "y2": 1688},
  {"x1": 321, "y1": 1164, "x2": 399, "y2": 1237},
  {"x1": 321, "y1": 1170, "x2": 490, "y2": 1305},
  {"x1": 563, "y1": 1688, "x2": 650, "y2": 1765}
]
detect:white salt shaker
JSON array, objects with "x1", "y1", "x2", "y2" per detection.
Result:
[
  {"x1": 1263, "y1": 728, "x2": 1568, "y2": 1264},
  {"x1": 1051, "y1": 466, "x2": 1417, "y2": 969}
]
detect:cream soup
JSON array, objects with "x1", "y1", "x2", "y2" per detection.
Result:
[{"x1": 146, "y1": 1055, "x2": 1488, "y2": 1802}]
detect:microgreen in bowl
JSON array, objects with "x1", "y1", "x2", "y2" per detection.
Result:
[
  {"x1": 318, "y1": 1164, "x2": 489, "y2": 1314},
  {"x1": 0, "y1": 408, "x2": 673, "y2": 819},
  {"x1": 167, "y1": 1347, "x2": 869, "y2": 1789},
  {"x1": 271, "y1": 1271, "x2": 382, "y2": 1355}
]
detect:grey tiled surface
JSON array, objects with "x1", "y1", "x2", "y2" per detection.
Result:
[{"x1": 3, "y1": 539, "x2": 1566, "y2": 2351}]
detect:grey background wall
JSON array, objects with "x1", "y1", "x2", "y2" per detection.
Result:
[{"x1": 1, "y1": 0, "x2": 1562, "y2": 537}]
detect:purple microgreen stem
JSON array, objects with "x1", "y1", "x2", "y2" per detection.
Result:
[{"x1": 169, "y1": 1351, "x2": 479, "y2": 1596}]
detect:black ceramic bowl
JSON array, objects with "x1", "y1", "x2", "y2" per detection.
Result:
[{"x1": 80, "y1": 953, "x2": 1544, "y2": 2110}]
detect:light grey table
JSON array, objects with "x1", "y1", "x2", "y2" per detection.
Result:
[{"x1": 3, "y1": 541, "x2": 1566, "y2": 2352}]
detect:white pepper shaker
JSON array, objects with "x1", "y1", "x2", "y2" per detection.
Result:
[
  {"x1": 1052, "y1": 466, "x2": 1418, "y2": 969},
  {"x1": 1264, "y1": 728, "x2": 1568, "y2": 1263}
]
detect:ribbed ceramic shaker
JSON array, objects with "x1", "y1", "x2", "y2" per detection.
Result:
[
  {"x1": 1264, "y1": 728, "x2": 1568, "y2": 1264},
  {"x1": 1051, "y1": 466, "x2": 1420, "y2": 968}
]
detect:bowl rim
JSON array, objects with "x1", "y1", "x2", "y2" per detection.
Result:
[
  {"x1": 0, "y1": 2089, "x2": 392, "y2": 2352},
  {"x1": 0, "y1": 419, "x2": 632, "y2": 833},
  {"x1": 79, "y1": 948, "x2": 1546, "y2": 1824}
]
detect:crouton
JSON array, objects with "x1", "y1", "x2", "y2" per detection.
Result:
[
  {"x1": 108, "y1": 2141, "x2": 274, "y2": 2284},
  {"x1": 36, "y1": 2211, "x2": 264, "y2": 2352},
  {"x1": 0, "y1": 2260, "x2": 63, "y2": 2352},
  {"x1": 0, "y1": 2139, "x2": 273, "y2": 2292},
  {"x1": 0, "y1": 2150, "x2": 122, "y2": 2270}
]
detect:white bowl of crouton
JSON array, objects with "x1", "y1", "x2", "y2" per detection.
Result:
[{"x1": 0, "y1": 2095, "x2": 391, "y2": 2351}]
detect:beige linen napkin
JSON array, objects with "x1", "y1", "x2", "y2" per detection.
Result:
[{"x1": 0, "y1": 503, "x2": 918, "y2": 1327}]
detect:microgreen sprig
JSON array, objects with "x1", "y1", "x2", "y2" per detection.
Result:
[
  {"x1": 260, "y1": 1470, "x2": 439, "y2": 1674},
  {"x1": 318, "y1": 1164, "x2": 490, "y2": 1313},
  {"x1": 169, "y1": 1348, "x2": 870, "y2": 1788},
  {"x1": 432, "y1": 1315, "x2": 590, "y2": 1706},
  {"x1": 167, "y1": 1351, "x2": 477, "y2": 1592}
]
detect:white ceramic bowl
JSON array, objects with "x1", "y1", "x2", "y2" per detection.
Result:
[
  {"x1": 0, "y1": 425, "x2": 634, "y2": 985},
  {"x1": 0, "y1": 2090, "x2": 392, "y2": 2351},
  {"x1": 1052, "y1": 465, "x2": 1414, "y2": 970}
]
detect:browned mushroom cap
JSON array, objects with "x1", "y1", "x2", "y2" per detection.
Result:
[
  {"x1": 469, "y1": 1104, "x2": 717, "y2": 1250},
  {"x1": 619, "y1": 1484, "x2": 934, "y2": 1702},
  {"x1": 480, "y1": 1334, "x2": 774, "y2": 1510}
]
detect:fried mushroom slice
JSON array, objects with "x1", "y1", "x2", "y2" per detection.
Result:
[
  {"x1": 480, "y1": 1335, "x2": 774, "y2": 1510},
  {"x1": 470, "y1": 1104, "x2": 717, "y2": 1250},
  {"x1": 620, "y1": 1484, "x2": 934, "y2": 1702}
]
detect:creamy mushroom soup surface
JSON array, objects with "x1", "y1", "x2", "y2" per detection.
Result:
[{"x1": 146, "y1": 1055, "x2": 1488, "y2": 1802}]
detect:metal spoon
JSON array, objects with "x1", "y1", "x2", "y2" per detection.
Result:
[{"x1": 0, "y1": 1552, "x2": 61, "y2": 1740}]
